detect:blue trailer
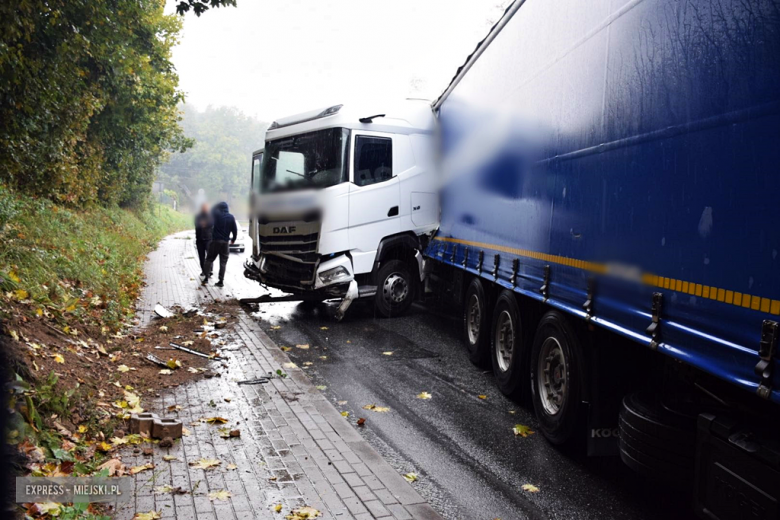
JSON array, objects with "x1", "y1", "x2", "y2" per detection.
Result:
[{"x1": 423, "y1": 0, "x2": 780, "y2": 512}]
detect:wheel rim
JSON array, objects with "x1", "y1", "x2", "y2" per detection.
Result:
[
  {"x1": 467, "y1": 293, "x2": 481, "y2": 344},
  {"x1": 383, "y1": 273, "x2": 409, "y2": 305},
  {"x1": 537, "y1": 337, "x2": 567, "y2": 415},
  {"x1": 495, "y1": 310, "x2": 514, "y2": 372}
]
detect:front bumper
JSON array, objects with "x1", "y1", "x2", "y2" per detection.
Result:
[{"x1": 244, "y1": 253, "x2": 354, "y2": 295}]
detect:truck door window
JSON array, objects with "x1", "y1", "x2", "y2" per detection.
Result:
[
  {"x1": 252, "y1": 155, "x2": 262, "y2": 192},
  {"x1": 354, "y1": 136, "x2": 392, "y2": 187}
]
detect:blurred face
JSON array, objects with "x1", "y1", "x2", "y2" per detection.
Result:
[{"x1": 201, "y1": 203, "x2": 209, "y2": 213}]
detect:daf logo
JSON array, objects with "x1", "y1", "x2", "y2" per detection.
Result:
[
  {"x1": 273, "y1": 226, "x2": 296, "y2": 234},
  {"x1": 590, "y1": 428, "x2": 620, "y2": 438}
]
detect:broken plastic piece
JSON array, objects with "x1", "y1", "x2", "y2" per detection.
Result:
[{"x1": 154, "y1": 304, "x2": 174, "y2": 319}]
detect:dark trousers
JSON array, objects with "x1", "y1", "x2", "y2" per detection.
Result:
[
  {"x1": 203, "y1": 240, "x2": 230, "y2": 281},
  {"x1": 196, "y1": 240, "x2": 210, "y2": 270}
]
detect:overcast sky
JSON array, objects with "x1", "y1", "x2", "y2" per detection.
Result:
[{"x1": 167, "y1": 0, "x2": 513, "y2": 123}]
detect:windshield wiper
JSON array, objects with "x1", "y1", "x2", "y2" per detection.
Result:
[{"x1": 285, "y1": 169, "x2": 305, "y2": 178}]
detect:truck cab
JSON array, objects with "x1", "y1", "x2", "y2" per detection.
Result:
[{"x1": 244, "y1": 100, "x2": 438, "y2": 318}]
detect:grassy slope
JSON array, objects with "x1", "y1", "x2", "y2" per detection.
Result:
[{"x1": 0, "y1": 185, "x2": 190, "y2": 327}]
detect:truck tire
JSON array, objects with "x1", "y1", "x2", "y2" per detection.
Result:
[
  {"x1": 618, "y1": 393, "x2": 696, "y2": 485},
  {"x1": 530, "y1": 311, "x2": 584, "y2": 446},
  {"x1": 490, "y1": 291, "x2": 526, "y2": 398},
  {"x1": 462, "y1": 277, "x2": 491, "y2": 366},
  {"x1": 374, "y1": 259, "x2": 415, "y2": 318}
]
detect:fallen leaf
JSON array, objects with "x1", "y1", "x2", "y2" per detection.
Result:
[
  {"x1": 226, "y1": 463, "x2": 237, "y2": 470},
  {"x1": 320, "y1": 326, "x2": 328, "y2": 330},
  {"x1": 478, "y1": 395, "x2": 488, "y2": 400},
  {"x1": 357, "y1": 418, "x2": 366, "y2": 426},
  {"x1": 167, "y1": 404, "x2": 182, "y2": 412},
  {"x1": 382, "y1": 351, "x2": 393, "y2": 356},
  {"x1": 189, "y1": 458, "x2": 221, "y2": 470},
  {"x1": 159, "y1": 326, "x2": 168, "y2": 332},
  {"x1": 282, "y1": 362, "x2": 296, "y2": 369},
  {"x1": 208, "y1": 490, "x2": 232, "y2": 501},
  {"x1": 53, "y1": 354, "x2": 64, "y2": 364},
  {"x1": 97, "y1": 459, "x2": 124, "y2": 477},
  {"x1": 117, "y1": 365, "x2": 131, "y2": 373},
  {"x1": 513, "y1": 424, "x2": 535, "y2": 438},
  {"x1": 162, "y1": 456, "x2": 178, "y2": 462},
  {"x1": 182, "y1": 427, "x2": 191, "y2": 436},
  {"x1": 271, "y1": 325, "x2": 282, "y2": 330},
  {"x1": 316, "y1": 385, "x2": 327, "y2": 391},
  {"x1": 416, "y1": 392, "x2": 432, "y2": 400},
  {"x1": 280, "y1": 346, "x2": 292, "y2": 352},
  {"x1": 274, "y1": 504, "x2": 283, "y2": 513},
  {"x1": 204, "y1": 417, "x2": 228, "y2": 425},
  {"x1": 287, "y1": 506, "x2": 322, "y2": 519},
  {"x1": 403, "y1": 473, "x2": 418, "y2": 483},
  {"x1": 154, "y1": 485, "x2": 174, "y2": 494},
  {"x1": 362, "y1": 404, "x2": 390, "y2": 413},
  {"x1": 296, "y1": 344, "x2": 309, "y2": 350},
  {"x1": 166, "y1": 358, "x2": 182, "y2": 369},
  {"x1": 133, "y1": 512, "x2": 161, "y2": 520},
  {"x1": 340, "y1": 411, "x2": 349, "y2": 417},
  {"x1": 522, "y1": 484, "x2": 540, "y2": 493},
  {"x1": 159, "y1": 369, "x2": 173, "y2": 375},
  {"x1": 130, "y1": 463, "x2": 155, "y2": 475},
  {"x1": 14, "y1": 289, "x2": 29, "y2": 300}
]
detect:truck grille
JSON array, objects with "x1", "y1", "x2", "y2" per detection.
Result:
[{"x1": 257, "y1": 219, "x2": 321, "y2": 286}]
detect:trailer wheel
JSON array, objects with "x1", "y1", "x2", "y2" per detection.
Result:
[
  {"x1": 374, "y1": 259, "x2": 415, "y2": 318},
  {"x1": 619, "y1": 393, "x2": 696, "y2": 485},
  {"x1": 490, "y1": 291, "x2": 526, "y2": 398},
  {"x1": 462, "y1": 277, "x2": 491, "y2": 366},
  {"x1": 530, "y1": 312, "x2": 584, "y2": 445}
]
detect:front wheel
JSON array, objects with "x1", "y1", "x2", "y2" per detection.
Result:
[
  {"x1": 373, "y1": 259, "x2": 415, "y2": 318},
  {"x1": 530, "y1": 311, "x2": 585, "y2": 446}
]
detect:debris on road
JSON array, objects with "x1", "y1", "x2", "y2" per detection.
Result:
[{"x1": 154, "y1": 304, "x2": 175, "y2": 318}]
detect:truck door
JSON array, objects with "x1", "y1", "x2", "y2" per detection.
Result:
[{"x1": 348, "y1": 132, "x2": 401, "y2": 272}]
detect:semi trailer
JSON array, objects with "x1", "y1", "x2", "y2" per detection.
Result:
[{"x1": 422, "y1": 0, "x2": 780, "y2": 516}]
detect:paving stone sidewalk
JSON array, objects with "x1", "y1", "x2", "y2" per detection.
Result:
[{"x1": 115, "y1": 232, "x2": 441, "y2": 520}]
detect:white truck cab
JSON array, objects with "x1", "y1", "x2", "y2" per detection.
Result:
[{"x1": 244, "y1": 100, "x2": 438, "y2": 318}]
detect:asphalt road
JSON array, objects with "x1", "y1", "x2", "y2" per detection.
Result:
[{"x1": 212, "y1": 246, "x2": 694, "y2": 520}]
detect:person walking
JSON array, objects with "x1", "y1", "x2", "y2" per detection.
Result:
[
  {"x1": 201, "y1": 201, "x2": 237, "y2": 287},
  {"x1": 194, "y1": 203, "x2": 213, "y2": 270}
]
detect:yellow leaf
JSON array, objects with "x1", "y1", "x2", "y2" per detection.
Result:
[
  {"x1": 274, "y1": 504, "x2": 282, "y2": 513},
  {"x1": 340, "y1": 411, "x2": 349, "y2": 417},
  {"x1": 280, "y1": 346, "x2": 292, "y2": 352},
  {"x1": 416, "y1": 392, "x2": 432, "y2": 400},
  {"x1": 403, "y1": 473, "x2": 418, "y2": 483},
  {"x1": 287, "y1": 506, "x2": 322, "y2": 519},
  {"x1": 159, "y1": 369, "x2": 172, "y2": 375},
  {"x1": 130, "y1": 463, "x2": 154, "y2": 475},
  {"x1": 189, "y1": 458, "x2": 221, "y2": 470},
  {"x1": 133, "y1": 512, "x2": 162, "y2": 520},
  {"x1": 382, "y1": 351, "x2": 393, "y2": 356},
  {"x1": 117, "y1": 365, "x2": 130, "y2": 373},
  {"x1": 271, "y1": 325, "x2": 281, "y2": 330},
  {"x1": 162, "y1": 456, "x2": 178, "y2": 462},
  {"x1": 53, "y1": 354, "x2": 64, "y2": 364},
  {"x1": 513, "y1": 424, "x2": 535, "y2": 438},
  {"x1": 320, "y1": 327, "x2": 328, "y2": 330},
  {"x1": 14, "y1": 289, "x2": 29, "y2": 300},
  {"x1": 208, "y1": 490, "x2": 232, "y2": 501},
  {"x1": 295, "y1": 344, "x2": 309, "y2": 350},
  {"x1": 204, "y1": 417, "x2": 228, "y2": 425},
  {"x1": 97, "y1": 441, "x2": 113, "y2": 452},
  {"x1": 9, "y1": 330, "x2": 19, "y2": 341},
  {"x1": 159, "y1": 325, "x2": 168, "y2": 332},
  {"x1": 522, "y1": 484, "x2": 540, "y2": 493},
  {"x1": 35, "y1": 308, "x2": 43, "y2": 317},
  {"x1": 362, "y1": 404, "x2": 390, "y2": 413},
  {"x1": 77, "y1": 425, "x2": 88, "y2": 434},
  {"x1": 478, "y1": 395, "x2": 487, "y2": 400},
  {"x1": 8, "y1": 271, "x2": 20, "y2": 283},
  {"x1": 166, "y1": 358, "x2": 181, "y2": 369},
  {"x1": 65, "y1": 304, "x2": 76, "y2": 312}
]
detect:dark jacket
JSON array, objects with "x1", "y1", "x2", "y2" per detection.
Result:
[
  {"x1": 194, "y1": 210, "x2": 213, "y2": 242},
  {"x1": 211, "y1": 202, "x2": 237, "y2": 242}
]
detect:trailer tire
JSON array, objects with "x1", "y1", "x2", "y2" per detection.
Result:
[
  {"x1": 462, "y1": 277, "x2": 491, "y2": 366},
  {"x1": 490, "y1": 291, "x2": 526, "y2": 398},
  {"x1": 530, "y1": 312, "x2": 584, "y2": 446},
  {"x1": 374, "y1": 259, "x2": 415, "y2": 318},
  {"x1": 618, "y1": 393, "x2": 696, "y2": 485}
]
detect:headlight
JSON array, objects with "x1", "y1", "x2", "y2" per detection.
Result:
[{"x1": 318, "y1": 266, "x2": 350, "y2": 285}]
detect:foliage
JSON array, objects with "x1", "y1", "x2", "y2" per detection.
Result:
[
  {"x1": 0, "y1": 185, "x2": 190, "y2": 326},
  {"x1": 175, "y1": 0, "x2": 237, "y2": 16},
  {"x1": 158, "y1": 104, "x2": 267, "y2": 216},
  {"x1": 0, "y1": 0, "x2": 191, "y2": 208}
]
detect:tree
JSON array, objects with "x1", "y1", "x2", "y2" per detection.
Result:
[
  {"x1": 175, "y1": 0, "x2": 237, "y2": 16},
  {"x1": 157, "y1": 104, "x2": 267, "y2": 216},
  {"x1": 0, "y1": 0, "x2": 191, "y2": 208}
]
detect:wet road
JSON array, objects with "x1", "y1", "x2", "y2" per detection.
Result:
[{"x1": 214, "y1": 247, "x2": 693, "y2": 520}]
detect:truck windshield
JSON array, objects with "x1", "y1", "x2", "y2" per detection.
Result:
[{"x1": 261, "y1": 128, "x2": 350, "y2": 193}]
